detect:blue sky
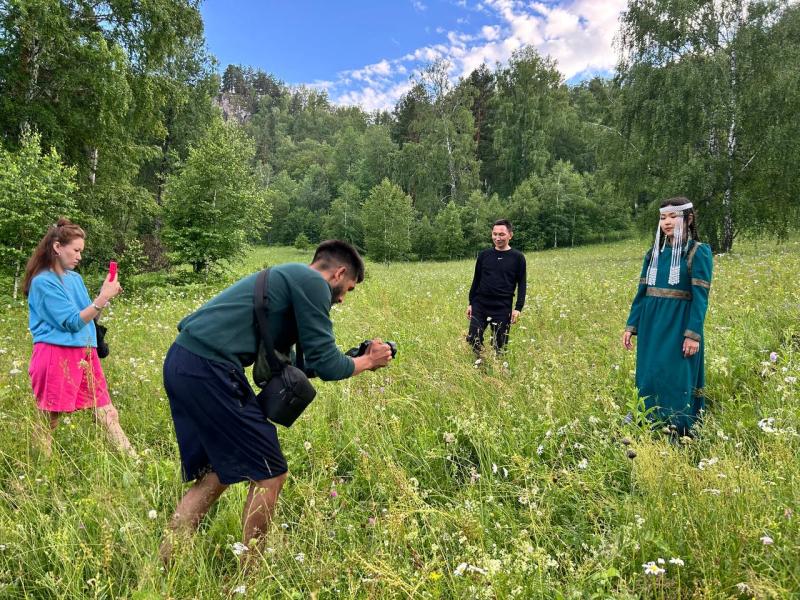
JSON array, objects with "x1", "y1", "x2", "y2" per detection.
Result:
[{"x1": 201, "y1": 0, "x2": 627, "y2": 111}]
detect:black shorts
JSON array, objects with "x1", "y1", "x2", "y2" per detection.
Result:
[{"x1": 163, "y1": 343, "x2": 288, "y2": 485}]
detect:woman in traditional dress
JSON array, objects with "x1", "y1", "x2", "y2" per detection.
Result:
[
  {"x1": 622, "y1": 197, "x2": 713, "y2": 436},
  {"x1": 23, "y1": 218, "x2": 134, "y2": 456}
]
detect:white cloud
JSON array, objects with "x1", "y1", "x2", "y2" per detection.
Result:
[
  {"x1": 335, "y1": 80, "x2": 415, "y2": 113},
  {"x1": 481, "y1": 25, "x2": 501, "y2": 41},
  {"x1": 318, "y1": 0, "x2": 627, "y2": 111},
  {"x1": 344, "y1": 59, "x2": 393, "y2": 82}
]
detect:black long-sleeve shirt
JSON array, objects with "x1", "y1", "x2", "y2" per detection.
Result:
[{"x1": 468, "y1": 248, "x2": 527, "y2": 311}]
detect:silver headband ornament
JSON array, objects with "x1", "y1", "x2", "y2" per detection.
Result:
[{"x1": 646, "y1": 203, "x2": 693, "y2": 286}]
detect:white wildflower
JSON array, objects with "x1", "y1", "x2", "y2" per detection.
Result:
[
  {"x1": 577, "y1": 458, "x2": 588, "y2": 470},
  {"x1": 760, "y1": 535, "x2": 773, "y2": 545},
  {"x1": 231, "y1": 542, "x2": 249, "y2": 556},
  {"x1": 669, "y1": 557, "x2": 684, "y2": 566},
  {"x1": 443, "y1": 432, "x2": 456, "y2": 444},
  {"x1": 454, "y1": 562, "x2": 487, "y2": 576},
  {"x1": 233, "y1": 585, "x2": 246, "y2": 594},
  {"x1": 469, "y1": 565, "x2": 487, "y2": 575},
  {"x1": 8, "y1": 367, "x2": 21, "y2": 375},
  {"x1": 147, "y1": 509, "x2": 157, "y2": 520},
  {"x1": 697, "y1": 457, "x2": 719, "y2": 470},
  {"x1": 642, "y1": 561, "x2": 665, "y2": 576},
  {"x1": 758, "y1": 418, "x2": 778, "y2": 434},
  {"x1": 536, "y1": 444, "x2": 544, "y2": 456},
  {"x1": 303, "y1": 441, "x2": 312, "y2": 451},
  {"x1": 295, "y1": 552, "x2": 305, "y2": 563}
]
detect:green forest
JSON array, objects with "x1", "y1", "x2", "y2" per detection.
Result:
[{"x1": 1, "y1": 0, "x2": 799, "y2": 289}]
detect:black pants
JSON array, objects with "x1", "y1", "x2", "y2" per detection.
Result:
[{"x1": 467, "y1": 299, "x2": 512, "y2": 356}]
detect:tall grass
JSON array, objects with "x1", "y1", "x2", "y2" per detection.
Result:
[{"x1": 0, "y1": 241, "x2": 798, "y2": 598}]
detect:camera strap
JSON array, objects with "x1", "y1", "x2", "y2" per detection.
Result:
[{"x1": 253, "y1": 268, "x2": 305, "y2": 376}]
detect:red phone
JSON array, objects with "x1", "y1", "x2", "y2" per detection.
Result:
[{"x1": 108, "y1": 261, "x2": 117, "y2": 282}]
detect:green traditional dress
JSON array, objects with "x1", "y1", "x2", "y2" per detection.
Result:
[{"x1": 625, "y1": 240, "x2": 713, "y2": 434}]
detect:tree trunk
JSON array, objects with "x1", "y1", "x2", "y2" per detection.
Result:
[
  {"x1": 19, "y1": 29, "x2": 41, "y2": 134},
  {"x1": 445, "y1": 126, "x2": 457, "y2": 202},
  {"x1": 553, "y1": 170, "x2": 561, "y2": 248},
  {"x1": 13, "y1": 259, "x2": 21, "y2": 301},
  {"x1": 721, "y1": 18, "x2": 740, "y2": 253},
  {"x1": 88, "y1": 147, "x2": 99, "y2": 185}
]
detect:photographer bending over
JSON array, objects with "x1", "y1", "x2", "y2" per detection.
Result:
[{"x1": 160, "y1": 240, "x2": 393, "y2": 562}]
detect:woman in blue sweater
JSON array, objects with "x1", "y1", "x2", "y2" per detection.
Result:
[{"x1": 23, "y1": 218, "x2": 134, "y2": 456}]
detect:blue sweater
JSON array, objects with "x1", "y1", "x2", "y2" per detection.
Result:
[{"x1": 28, "y1": 270, "x2": 97, "y2": 347}]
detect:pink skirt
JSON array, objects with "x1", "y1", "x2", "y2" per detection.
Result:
[{"x1": 29, "y1": 343, "x2": 111, "y2": 412}]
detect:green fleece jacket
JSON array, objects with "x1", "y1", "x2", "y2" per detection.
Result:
[{"x1": 175, "y1": 263, "x2": 355, "y2": 380}]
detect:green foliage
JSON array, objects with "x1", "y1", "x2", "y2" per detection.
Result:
[
  {"x1": 460, "y1": 191, "x2": 505, "y2": 256},
  {"x1": 0, "y1": 130, "x2": 77, "y2": 296},
  {"x1": 0, "y1": 0, "x2": 214, "y2": 274},
  {"x1": 293, "y1": 232, "x2": 311, "y2": 251},
  {"x1": 491, "y1": 48, "x2": 571, "y2": 197},
  {"x1": 362, "y1": 179, "x2": 413, "y2": 262},
  {"x1": 322, "y1": 182, "x2": 363, "y2": 248},
  {"x1": 616, "y1": 0, "x2": 800, "y2": 251},
  {"x1": 434, "y1": 201, "x2": 464, "y2": 260},
  {"x1": 411, "y1": 215, "x2": 437, "y2": 261},
  {"x1": 508, "y1": 161, "x2": 613, "y2": 251},
  {"x1": 162, "y1": 119, "x2": 270, "y2": 272}
]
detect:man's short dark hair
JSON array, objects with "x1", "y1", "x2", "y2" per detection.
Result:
[
  {"x1": 312, "y1": 240, "x2": 365, "y2": 283},
  {"x1": 493, "y1": 219, "x2": 513, "y2": 232}
]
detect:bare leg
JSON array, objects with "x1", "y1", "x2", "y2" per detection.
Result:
[
  {"x1": 160, "y1": 471, "x2": 228, "y2": 564},
  {"x1": 33, "y1": 411, "x2": 59, "y2": 458},
  {"x1": 242, "y1": 472, "x2": 287, "y2": 552},
  {"x1": 94, "y1": 404, "x2": 135, "y2": 456}
]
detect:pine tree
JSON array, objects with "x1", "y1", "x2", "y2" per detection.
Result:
[{"x1": 362, "y1": 179, "x2": 413, "y2": 262}]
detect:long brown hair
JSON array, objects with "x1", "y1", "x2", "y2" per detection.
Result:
[{"x1": 22, "y1": 218, "x2": 86, "y2": 297}]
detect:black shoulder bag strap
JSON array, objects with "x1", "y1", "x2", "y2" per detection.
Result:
[
  {"x1": 254, "y1": 269, "x2": 283, "y2": 376},
  {"x1": 253, "y1": 268, "x2": 306, "y2": 375}
]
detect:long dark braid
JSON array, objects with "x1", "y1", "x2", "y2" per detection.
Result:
[{"x1": 660, "y1": 196, "x2": 700, "y2": 242}]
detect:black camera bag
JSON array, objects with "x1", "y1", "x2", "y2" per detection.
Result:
[{"x1": 95, "y1": 320, "x2": 110, "y2": 359}]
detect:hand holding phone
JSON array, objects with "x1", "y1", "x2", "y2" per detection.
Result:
[{"x1": 108, "y1": 261, "x2": 117, "y2": 282}]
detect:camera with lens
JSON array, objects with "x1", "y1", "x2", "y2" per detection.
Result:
[{"x1": 345, "y1": 340, "x2": 398, "y2": 359}]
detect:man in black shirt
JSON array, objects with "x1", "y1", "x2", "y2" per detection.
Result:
[{"x1": 467, "y1": 219, "x2": 527, "y2": 357}]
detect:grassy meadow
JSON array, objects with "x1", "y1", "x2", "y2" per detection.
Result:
[{"x1": 0, "y1": 240, "x2": 798, "y2": 599}]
